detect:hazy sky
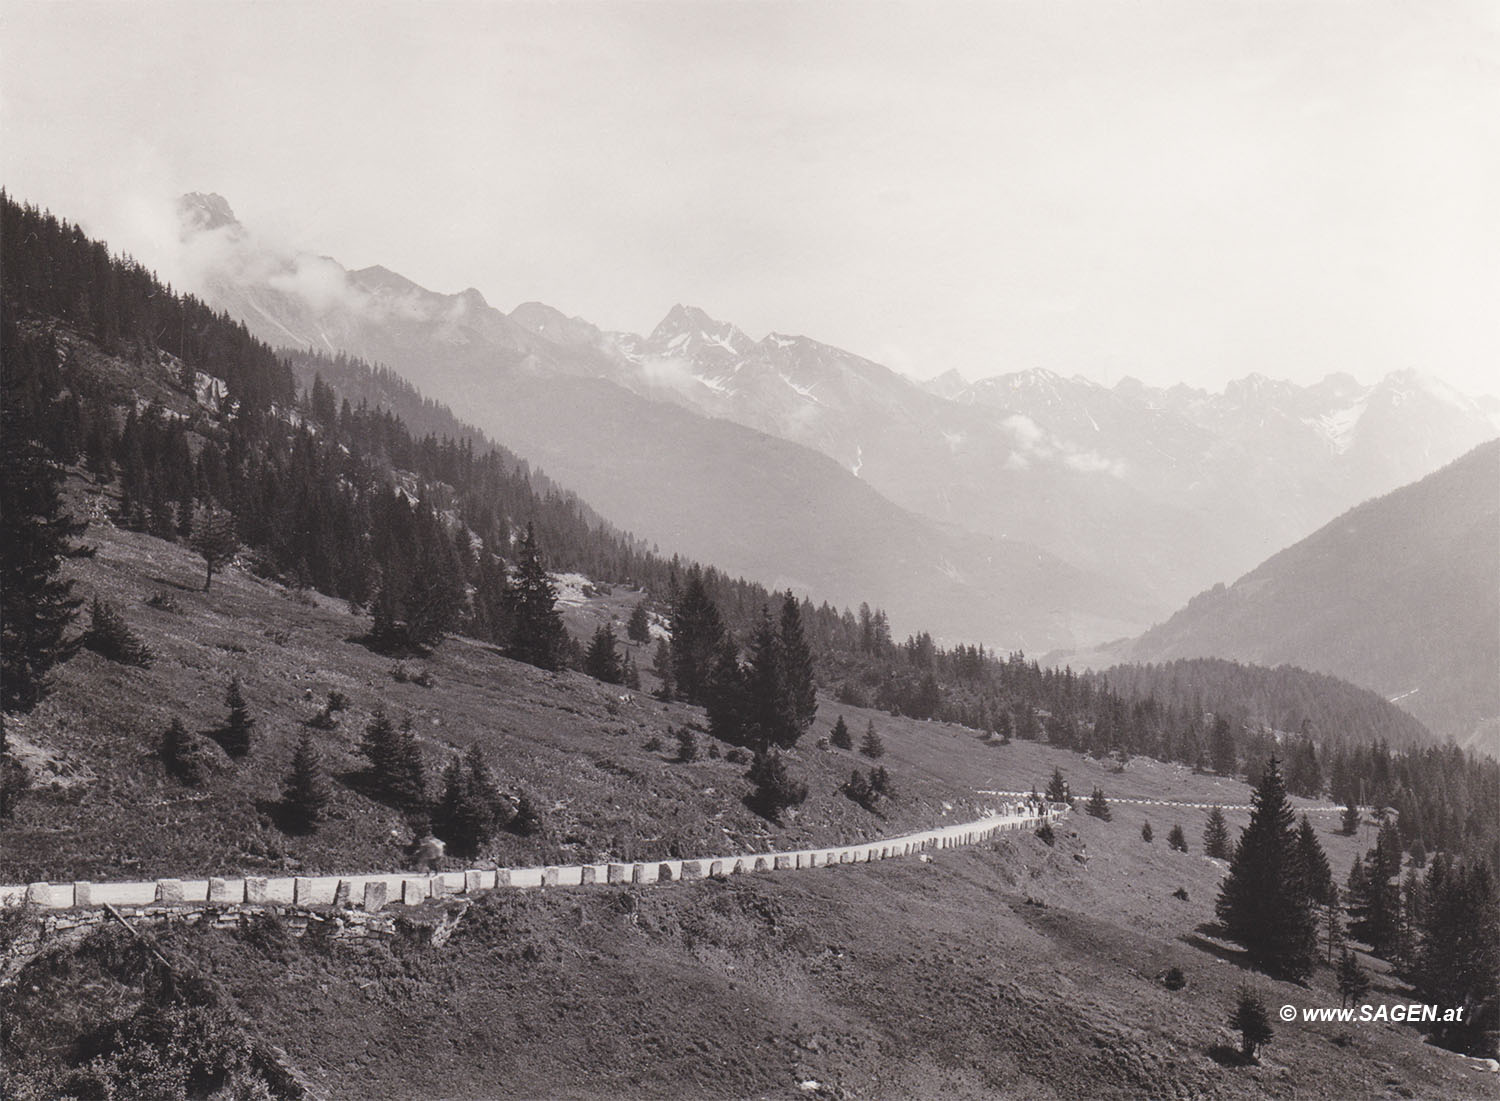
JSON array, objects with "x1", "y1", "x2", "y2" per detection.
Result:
[{"x1": 3, "y1": 0, "x2": 1497, "y2": 392}]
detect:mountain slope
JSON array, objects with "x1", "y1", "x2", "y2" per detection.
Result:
[{"x1": 1084, "y1": 442, "x2": 1500, "y2": 749}]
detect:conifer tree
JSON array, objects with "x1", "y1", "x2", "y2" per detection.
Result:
[
  {"x1": 1348, "y1": 818, "x2": 1403, "y2": 957},
  {"x1": 1297, "y1": 814, "x2": 1335, "y2": 906},
  {"x1": 505, "y1": 522, "x2": 566, "y2": 671},
  {"x1": 1216, "y1": 757, "x2": 1318, "y2": 979},
  {"x1": 1341, "y1": 799, "x2": 1360, "y2": 835},
  {"x1": 743, "y1": 607, "x2": 800, "y2": 750},
  {"x1": 747, "y1": 748, "x2": 807, "y2": 822},
  {"x1": 1141, "y1": 820, "x2": 1154, "y2": 843},
  {"x1": 626, "y1": 601, "x2": 651, "y2": 644},
  {"x1": 670, "y1": 567, "x2": 725, "y2": 704},
  {"x1": 281, "y1": 729, "x2": 331, "y2": 832},
  {"x1": 778, "y1": 592, "x2": 818, "y2": 732},
  {"x1": 1413, "y1": 857, "x2": 1500, "y2": 1053},
  {"x1": 1086, "y1": 787, "x2": 1112, "y2": 821},
  {"x1": 190, "y1": 507, "x2": 238, "y2": 593},
  {"x1": 1168, "y1": 823, "x2": 1188, "y2": 852},
  {"x1": 583, "y1": 623, "x2": 624, "y2": 684},
  {"x1": 623, "y1": 654, "x2": 641, "y2": 691},
  {"x1": 830, "y1": 715, "x2": 853, "y2": 750},
  {"x1": 1203, "y1": 806, "x2": 1231, "y2": 859},
  {"x1": 1, "y1": 340, "x2": 89, "y2": 712},
  {"x1": 83, "y1": 597, "x2": 154, "y2": 667},
  {"x1": 1229, "y1": 986, "x2": 1274, "y2": 1061},
  {"x1": 1045, "y1": 766, "x2": 1070, "y2": 806},
  {"x1": 859, "y1": 719, "x2": 885, "y2": 759},
  {"x1": 704, "y1": 635, "x2": 747, "y2": 746},
  {"x1": 1209, "y1": 715, "x2": 1237, "y2": 776},
  {"x1": 359, "y1": 705, "x2": 400, "y2": 789},
  {"x1": 432, "y1": 745, "x2": 507, "y2": 855},
  {"x1": 161, "y1": 718, "x2": 206, "y2": 785},
  {"x1": 650, "y1": 638, "x2": 674, "y2": 700},
  {"x1": 217, "y1": 675, "x2": 254, "y2": 758},
  {"x1": 1336, "y1": 948, "x2": 1370, "y2": 1009}
]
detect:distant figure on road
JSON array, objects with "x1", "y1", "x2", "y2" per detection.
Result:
[{"x1": 412, "y1": 834, "x2": 445, "y2": 872}]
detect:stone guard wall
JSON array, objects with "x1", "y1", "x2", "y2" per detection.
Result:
[{"x1": 1, "y1": 805, "x2": 1067, "y2": 914}]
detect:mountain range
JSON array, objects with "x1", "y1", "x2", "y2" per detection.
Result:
[{"x1": 174, "y1": 192, "x2": 1498, "y2": 663}]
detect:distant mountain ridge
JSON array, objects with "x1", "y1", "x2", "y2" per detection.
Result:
[
  {"x1": 1068, "y1": 441, "x2": 1500, "y2": 751},
  {"x1": 172, "y1": 192, "x2": 1497, "y2": 651},
  {"x1": 176, "y1": 194, "x2": 1151, "y2": 651}
]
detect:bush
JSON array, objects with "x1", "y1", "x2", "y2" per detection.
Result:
[
  {"x1": 643, "y1": 735, "x2": 664, "y2": 753},
  {"x1": 509, "y1": 788, "x2": 543, "y2": 837},
  {"x1": 1036, "y1": 821, "x2": 1055, "y2": 845},
  {"x1": 83, "y1": 597, "x2": 154, "y2": 666},
  {"x1": 1163, "y1": 967, "x2": 1187, "y2": 991},
  {"x1": 725, "y1": 747, "x2": 750, "y2": 765},
  {"x1": 675, "y1": 728, "x2": 699, "y2": 762},
  {"x1": 1141, "y1": 821, "x2": 1154, "y2": 843},
  {"x1": 1172, "y1": 886, "x2": 1189, "y2": 901}
]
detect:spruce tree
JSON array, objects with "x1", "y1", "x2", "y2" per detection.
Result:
[
  {"x1": 1336, "y1": 948, "x2": 1370, "y2": 1009},
  {"x1": 650, "y1": 638, "x2": 675, "y2": 700},
  {"x1": 1340, "y1": 799, "x2": 1360, "y2": 835},
  {"x1": 1297, "y1": 814, "x2": 1335, "y2": 906},
  {"x1": 1086, "y1": 787, "x2": 1111, "y2": 820},
  {"x1": 1167, "y1": 823, "x2": 1188, "y2": 852},
  {"x1": 281, "y1": 729, "x2": 331, "y2": 832},
  {"x1": 1414, "y1": 858, "x2": 1500, "y2": 1053},
  {"x1": 747, "y1": 748, "x2": 807, "y2": 822},
  {"x1": 778, "y1": 592, "x2": 818, "y2": 732},
  {"x1": 626, "y1": 601, "x2": 651, "y2": 644},
  {"x1": 1141, "y1": 821, "x2": 1154, "y2": 843},
  {"x1": 505, "y1": 522, "x2": 566, "y2": 671},
  {"x1": 1348, "y1": 818, "x2": 1403, "y2": 957},
  {"x1": 83, "y1": 598, "x2": 154, "y2": 666},
  {"x1": 432, "y1": 745, "x2": 507, "y2": 856},
  {"x1": 161, "y1": 718, "x2": 206, "y2": 785},
  {"x1": 704, "y1": 634, "x2": 748, "y2": 746},
  {"x1": 669, "y1": 566, "x2": 725, "y2": 705},
  {"x1": 1209, "y1": 715, "x2": 1237, "y2": 776},
  {"x1": 190, "y1": 507, "x2": 238, "y2": 593},
  {"x1": 1045, "y1": 766, "x2": 1070, "y2": 806},
  {"x1": 830, "y1": 715, "x2": 853, "y2": 750},
  {"x1": 1229, "y1": 986, "x2": 1273, "y2": 1061},
  {"x1": 1215, "y1": 756, "x2": 1318, "y2": 979},
  {"x1": 583, "y1": 623, "x2": 624, "y2": 684},
  {"x1": 743, "y1": 607, "x2": 801, "y2": 750},
  {"x1": 859, "y1": 720, "x2": 885, "y2": 759},
  {"x1": 1, "y1": 343, "x2": 89, "y2": 713},
  {"x1": 1203, "y1": 806, "x2": 1231, "y2": 859},
  {"x1": 217, "y1": 675, "x2": 254, "y2": 758}
]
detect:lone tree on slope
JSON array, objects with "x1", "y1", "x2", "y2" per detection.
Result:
[
  {"x1": 1086, "y1": 787, "x2": 1111, "y2": 821},
  {"x1": 1228, "y1": 985, "x2": 1274, "y2": 1062},
  {"x1": 216, "y1": 675, "x2": 254, "y2": 758},
  {"x1": 860, "y1": 720, "x2": 885, "y2": 759},
  {"x1": 830, "y1": 715, "x2": 853, "y2": 749},
  {"x1": 281, "y1": 729, "x2": 331, "y2": 832},
  {"x1": 190, "y1": 507, "x2": 238, "y2": 593},
  {"x1": 1215, "y1": 756, "x2": 1318, "y2": 979}
]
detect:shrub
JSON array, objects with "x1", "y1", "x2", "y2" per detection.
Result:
[
  {"x1": 1, "y1": 755, "x2": 29, "y2": 819},
  {"x1": 1141, "y1": 821, "x2": 1154, "y2": 843},
  {"x1": 509, "y1": 788, "x2": 544, "y2": 837},
  {"x1": 1035, "y1": 821, "x2": 1055, "y2": 845},
  {"x1": 83, "y1": 597, "x2": 154, "y2": 666},
  {"x1": 643, "y1": 734, "x2": 664, "y2": 753},
  {"x1": 707, "y1": 742, "x2": 721, "y2": 759},
  {"x1": 843, "y1": 769, "x2": 872, "y2": 809},
  {"x1": 675, "y1": 728, "x2": 699, "y2": 762},
  {"x1": 724, "y1": 747, "x2": 750, "y2": 765},
  {"x1": 1163, "y1": 967, "x2": 1187, "y2": 991},
  {"x1": 325, "y1": 690, "x2": 350, "y2": 713},
  {"x1": 1172, "y1": 886, "x2": 1190, "y2": 901}
]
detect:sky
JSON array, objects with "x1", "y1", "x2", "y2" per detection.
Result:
[{"x1": 3, "y1": 0, "x2": 1497, "y2": 394}]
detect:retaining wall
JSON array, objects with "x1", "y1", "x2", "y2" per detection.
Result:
[{"x1": 1, "y1": 804, "x2": 1067, "y2": 914}]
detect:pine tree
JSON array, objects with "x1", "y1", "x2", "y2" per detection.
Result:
[
  {"x1": 859, "y1": 720, "x2": 885, "y2": 759},
  {"x1": 190, "y1": 507, "x2": 238, "y2": 593},
  {"x1": 505, "y1": 522, "x2": 566, "y2": 671},
  {"x1": 669, "y1": 567, "x2": 725, "y2": 705},
  {"x1": 1229, "y1": 986, "x2": 1274, "y2": 1061},
  {"x1": 1085, "y1": 787, "x2": 1111, "y2": 821},
  {"x1": 626, "y1": 601, "x2": 651, "y2": 644},
  {"x1": 1141, "y1": 821, "x2": 1154, "y2": 842},
  {"x1": 281, "y1": 729, "x2": 331, "y2": 832},
  {"x1": 583, "y1": 623, "x2": 624, "y2": 684},
  {"x1": 778, "y1": 592, "x2": 817, "y2": 732},
  {"x1": 161, "y1": 718, "x2": 206, "y2": 785},
  {"x1": 1336, "y1": 948, "x2": 1370, "y2": 1008},
  {"x1": 830, "y1": 715, "x2": 853, "y2": 750},
  {"x1": 747, "y1": 748, "x2": 807, "y2": 822},
  {"x1": 1, "y1": 340, "x2": 89, "y2": 712},
  {"x1": 650, "y1": 638, "x2": 675, "y2": 700},
  {"x1": 82, "y1": 598, "x2": 154, "y2": 666},
  {"x1": 432, "y1": 745, "x2": 507, "y2": 856},
  {"x1": 1203, "y1": 806, "x2": 1231, "y2": 859},
  {"x1": 1215, "y1": 756, "x2": 1318, "y2": 979},
  {"x1": 743, "y1": 607, "x2": 801, "y2": 751},
  {"x1": 1045, "y1": 766, "x2": 1070, "y2": 806},
  {"x1": 216, "y1": 675, "x2": 254, "y2": 758}
]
